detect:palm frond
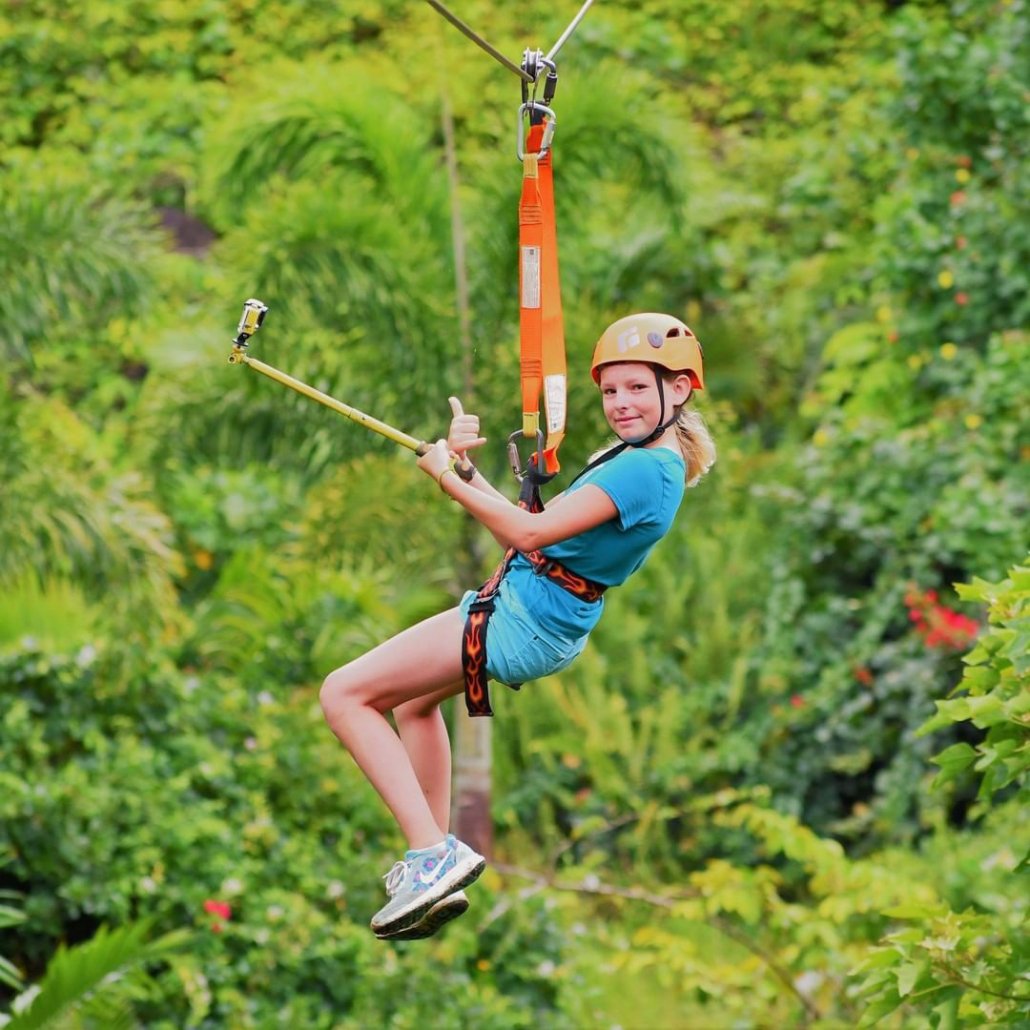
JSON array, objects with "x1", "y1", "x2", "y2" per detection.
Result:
[
  {"x1": 4, "y1": 922, "x2": 191, "y2": 1030},
  {"x1": 0, "y1": 391, "x2": 182, "y2": 622},
  {"x1": 201, "y1": 59, "x2": 448, "y2": 237},
  {"x1": 0, "y1": 174, "x2": 163, "y2": 364}
]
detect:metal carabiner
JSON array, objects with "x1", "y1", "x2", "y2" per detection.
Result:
[
  {"x1": 507, "y1": 427, "x2": 546, "y2": 481},
  {"x1": 516, "y1": 102, "x2": 556, "y2": 160}
]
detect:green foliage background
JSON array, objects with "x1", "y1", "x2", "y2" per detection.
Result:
[{"x1": 1, "y1": 0, "x2": 1027, "y2": 1026}]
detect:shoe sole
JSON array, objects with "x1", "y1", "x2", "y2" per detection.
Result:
[
  {"x1": 370, "y1": 855, "x2": 485, "y2": 935},
  {"x1": 376, "y1": 891, "x2": 470, "y2": 941}
]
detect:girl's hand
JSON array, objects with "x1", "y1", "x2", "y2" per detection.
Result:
[
  {"x1": 416, "y1": 439, "x2": 455, "y2": 482},
  {"x1": 447, "y1": 396, "x2": 487, "y2": 459}
]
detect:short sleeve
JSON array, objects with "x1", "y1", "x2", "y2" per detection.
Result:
[{"x1": 588, "y1": 449, "x2": 668, "y2": 531}]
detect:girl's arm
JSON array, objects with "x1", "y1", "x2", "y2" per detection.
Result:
[{"x1": 417, "y1": 439, "x2": 617, "y2": 552}]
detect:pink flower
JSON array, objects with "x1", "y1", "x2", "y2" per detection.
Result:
[{"x1": 203, "y1": 899, "x2": 231, "y2": 920}]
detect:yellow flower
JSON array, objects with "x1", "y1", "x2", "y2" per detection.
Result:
[
  {"x1": 937, "y1": 269, "x2": 954, "y2": 289},
  {"x1": 939, "y1": 342, "x2": 958, "y2": 360},
  {"x1": 476, "y1": 959, "x2": 491, "y2": 971},
  {"x1": 964, "y1": 414, "x2": 983, "y2": 430},
  {"x1": 955, "y1": 168, "x2": 971, "y2": 183},
  {"x1": 905, "y1": 147, "x2": 919, "y2": 161},
  {"x1": 907, "y1": 355, "x2": 924, "y2": 371},
  {"x1": 813, "y1": 429, "x2": 830, "y2": 448},
  {"x1": 193, "y1": 548, "x2": 215, "y2": 570},
  {"x1": 875, "y1": 305, "x2": 893, "y2": 324}
]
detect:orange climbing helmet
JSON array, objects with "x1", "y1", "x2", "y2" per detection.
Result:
[{"x1": 590, "y1": 312, "x2": 705, "y2": 390}]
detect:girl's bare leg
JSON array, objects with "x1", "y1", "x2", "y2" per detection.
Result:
[
  {"x1": 319, "y1": 608, "x2": 466, "y2": 850},
  {"x1": 394, "y1": 685, "x2": 460, "y2": 833}
]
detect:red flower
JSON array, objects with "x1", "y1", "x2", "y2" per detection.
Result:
[
  {"x1": 790, "y1": 694, "x2": 805, "y2": 708},
  {"x1": 950, "y1": 190, "x2": 967, "y2": 206},
  {"x1": 203, "y1": 899, "x2": 231, "y2": 920},
  {"x1": 955, "y1": 292, "x2": 969, "y2": 306},
  {"x1": 853, "y1": 666, "x2": 874, "y2": 686},
  {"x1": 905, "y1": 587, "x2": 980, "y2": 651},
  {"x1": 955, "y1": 235, "x2": 968, "y2": 249}
]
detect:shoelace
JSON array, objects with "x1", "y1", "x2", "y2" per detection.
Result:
[{"x1": 382, "y1": 861, "x2": 408, "y2": 896}]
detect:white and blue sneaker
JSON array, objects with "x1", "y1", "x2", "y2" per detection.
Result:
[
  {"x1": 370, "y1": 835, "x2": 485, "y2": 936},
  {"x1": 375, "y1": 890, "x2": 470, "y2": 941}
]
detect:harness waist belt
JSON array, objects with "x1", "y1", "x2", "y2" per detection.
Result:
[{"x1": 462, "y1": 549, "x2": 605, "y2": 717}]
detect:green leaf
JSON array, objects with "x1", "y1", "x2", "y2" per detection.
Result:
[{"x1": 896, "y1": 960, "x2": 922, "y2": 997}]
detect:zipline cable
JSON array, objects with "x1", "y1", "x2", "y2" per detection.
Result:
[
  {"x1": 423, "y1": 0, "x2": 532, "y2": 82},
  {"x1": 545, "y1": 0, "x2": 596, "y2": 61}
]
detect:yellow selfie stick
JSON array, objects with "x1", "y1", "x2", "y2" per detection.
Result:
[{"x1": 227, "y1": 299, "x2": 430, "y2": 455}]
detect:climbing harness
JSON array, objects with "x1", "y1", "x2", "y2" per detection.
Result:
[{"x1": 462, "y1": 471, "x2": 606, "y2": 718}]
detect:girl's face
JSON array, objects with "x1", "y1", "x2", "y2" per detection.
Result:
[{"x1": 598, "y1": 363, "x2": 691, "y2": 442}]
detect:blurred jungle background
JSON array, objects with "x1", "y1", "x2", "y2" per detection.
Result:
[{"x1": 1, "y1": 0, "x2": 1027, "y2": 1026}]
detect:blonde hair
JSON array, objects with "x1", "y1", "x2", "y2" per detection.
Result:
[{"x1": 671, "y1": 406, "x2": 716, "y2": 487}]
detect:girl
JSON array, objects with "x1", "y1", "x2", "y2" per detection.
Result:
[{"x1": 320, "y1": 312, "x2": 715, "y2": 940}]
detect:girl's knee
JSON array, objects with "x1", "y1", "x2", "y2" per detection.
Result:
[{"x1": 320, "y1": 668, "x2": 360, "y2": 721}]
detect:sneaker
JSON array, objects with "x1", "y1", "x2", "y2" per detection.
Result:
[
  {"x1": 375, "y1": 890, "x2": 469, "y2": 941},
  {"x1": 369, "y1": 835, "x2": 485, "y2": 935}
]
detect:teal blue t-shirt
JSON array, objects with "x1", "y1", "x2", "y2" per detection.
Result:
[
  {"x1": 458, "y1": 446, "x2": 686, "y2": 683},
  {"x1": 543, "y1": 446, "x2": 686, "y2": 585}
]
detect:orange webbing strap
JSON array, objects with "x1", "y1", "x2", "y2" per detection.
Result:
[{"x1": 518, "y1": 121, "x2": 566, "y2": 476}]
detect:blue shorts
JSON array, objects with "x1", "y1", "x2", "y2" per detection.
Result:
[{"x1": 458, "y1": 575, "x2": 590, "y2": 687}]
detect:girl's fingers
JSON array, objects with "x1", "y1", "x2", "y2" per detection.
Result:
[{"x1": 448, "y1": 396, "x2": 464, "y2": 418}]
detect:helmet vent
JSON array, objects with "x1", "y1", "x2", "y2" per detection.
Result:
[{"x1": 667, "y1": 328, "x2": 681, "y2": 337}]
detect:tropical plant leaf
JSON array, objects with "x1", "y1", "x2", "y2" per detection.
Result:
[{"x1": 5, "y1": 922, "x2": 191, "y2": 1030}]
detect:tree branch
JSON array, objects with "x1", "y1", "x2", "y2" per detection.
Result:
[{"x1": 491, "y1": 862, "x2": 823, "y2": 1023}]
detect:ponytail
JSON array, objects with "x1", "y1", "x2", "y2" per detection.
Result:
[{"x1": 672, "y1": 407, "x2": 716, "y2": 487}]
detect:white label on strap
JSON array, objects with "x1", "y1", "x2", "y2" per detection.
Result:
[
  {"x1": 521, "y1": 246, "x2": 541, "y2": 309},
  {"x1": 544, "y1": 374, "x2": 566, "y2": 433}
]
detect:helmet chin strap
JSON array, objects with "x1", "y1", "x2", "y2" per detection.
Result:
[
  {"x1": 570, "y1": 368, "x2": 681, "y2": 488},
  {"x1": 622, "y1": 366, "x2": 677, "y2": 447}
]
